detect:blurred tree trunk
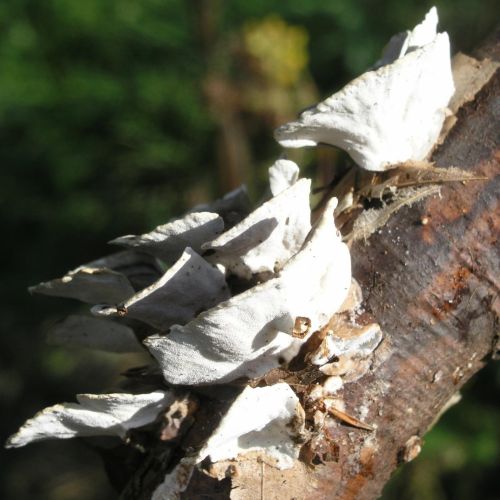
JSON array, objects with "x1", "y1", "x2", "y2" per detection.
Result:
[
  {"x1": 120, "y1": 29, "x2": 499, "y2": 500},
  {"x1": 191, "y1": 0, "x2": 252, "y2": 192}
]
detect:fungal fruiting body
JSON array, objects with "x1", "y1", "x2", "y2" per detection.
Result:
[
  {"x1": 151, "y1": 384, "x2": 304, "y2": 499},
  {"x1": 197, "y1": 383, "x2": 304, "y2": 468},
  {"x1": 91, "y1": 247, "x2": 231, "y2": 330},
  {"x1": 110, "y1": 212, "x2": 224, "y2": 264},
  {"x1": 201, "y1": 175, "x2": 311, "y2": 279},
  {"x1": 274, "y1": 7, "x2": 454, "y2": 171},
  {"x1": 144, "y1": 196, "x2": 350, "y2": 385},
  {"x1": 6, "y1": 391, "x2": 174, "y2": 448},
  {"x1": 6, "y1": 7, "x2": 460, "y2": 495}
]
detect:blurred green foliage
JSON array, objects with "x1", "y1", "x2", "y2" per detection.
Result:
[{"x1": 0, "y1": 1, "x2": 498, "y2": 499}]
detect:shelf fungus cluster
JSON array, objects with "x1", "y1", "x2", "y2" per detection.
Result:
[
  {"x1": 6, "y1": 156, "x2": 379, "y2": 493},
  {"x1": 7, "y1": 6, "x2": 457, "y2": 498}
]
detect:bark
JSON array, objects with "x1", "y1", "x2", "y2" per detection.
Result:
[
  {"x1": 312, "y1": 40, "x2": 500, "y2": 500},
  {"x1": 119, "y1": 31, "x2": 499, "y2": 500}
]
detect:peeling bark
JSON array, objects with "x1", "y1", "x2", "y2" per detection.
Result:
[{"x1": 118, "y1": 32, "x2": 499, "y2": 500}]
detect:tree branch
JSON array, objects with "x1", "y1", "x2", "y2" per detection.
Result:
[{"x1": 119, "y1": 31, "x2": 499, "y2": 500}]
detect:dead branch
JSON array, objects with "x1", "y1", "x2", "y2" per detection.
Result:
[{"x1": 119, "y1": 30, "x2": 499, "y2": 500}]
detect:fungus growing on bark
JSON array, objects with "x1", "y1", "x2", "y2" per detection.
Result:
[
  {"x1": 7, "y1": 7, "x2": 477, "y2": 498},
  {"x1": 268, "y1": 158, "x2": 300, "y2": 196},
  {"x1": 274, "y1": 7, "x2": 454, "y2": 172},
  {"x1": 29, "y1": 258, "x2": 136, "y2": 304},
  {"x1": 202, "y1": 175, "x2": 311, "y2": 279},
  {"x1": 92, "y1": 247, "x2": 230, "y2": 331},
  {"x1": 110, "y1": 212, "x2": 224, "y2": 264},
  {"x1": 145, "y1": 197, "x2": 350, "y2": 385},
  {"x1": 151, "y1": 384, "x2": 305, "y2": 499},
  {"x1": 6, "y1": 391, "x2": 174, "y2": 448},
  {"x1": 196, "y1": 383, "x2": 305, "y2": 468},
  {"x1": 30, "y1": 250, "x2": 163, "y2": 302}
]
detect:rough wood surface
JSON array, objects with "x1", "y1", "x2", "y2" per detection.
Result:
[
  {"x1": 119, "y1": 33, "x2": 499, "y2": 500},
  {"x1": 317, "y1": 55, "x2": 499, "y2": 500}
]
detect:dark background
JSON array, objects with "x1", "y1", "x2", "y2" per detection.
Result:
[{"x1": 1, "y1": 1, "x2": 498, "y2": 499}]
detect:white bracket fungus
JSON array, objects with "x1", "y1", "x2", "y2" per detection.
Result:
[
  {"x1": 196, "y1": 383, "x2": 304, "y2": 469},
  {"x1": 201, "y1": 178, "x2": 311, "y2": 279},
  {"x1": 145, "y1": 197, "x2": 351, "y2": 385},
  {"x1": 151, "y1": 383, "x2": 304, "y2": 500},
  {"x1": 308, "y1": 375, "x2": 344, "y2": 401},
  {"x1": 92, "y1": 247, "x2": 230, "y2": 331},
  {"x1": 310, "y1": 322, "x2": 383, "y2": 366},
  {"x1": 374, "y1": 6, "x2": 438, "y2": 68},
  {"x1": 29, "y1": 250, "x2": 163, "y2": 304},
  {"x1": 110, "y1": 212, "x2": 224, "y2": 264},
  {"x1": 274, "y1": 7, "x2": 455, "y2": 172},
  {"x1": 75, "y1": 250, "x2": 164, "y2": 291},
  {"x1": 47, "y1": 315, "x2": 143, "y2": 353},
  {"x1": 6, "y1": 391, "x2": 174, "y2": 448},
  {"x1": 268, "y1": 158, "x2": 300, "y2": 196},
  {"x1": 30, "y1": 265, "x2": 135, "y2": 305},
  {"x1": 188, "y1": 184, "x2": 251, "y2": 227}
]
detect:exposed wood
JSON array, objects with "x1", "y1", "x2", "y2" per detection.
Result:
[
  {"x1": 119, "y1": 33, "x2": 499, "y2": 500},
  {"x1": 315, "y1": 61, "x2": 499, "y2": 500}
]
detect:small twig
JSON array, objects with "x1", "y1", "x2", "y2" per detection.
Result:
[
  {"x1": 326, "y1": 406, "x2": 375, "y2": 431},
  {"x1": 391, "y1": 175, "x2": 487, "y2": 189}
]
